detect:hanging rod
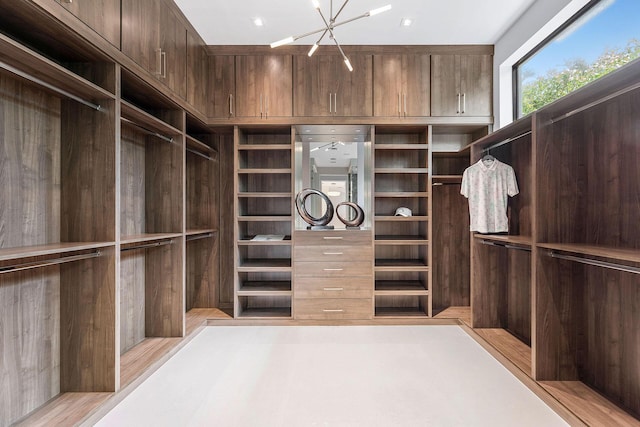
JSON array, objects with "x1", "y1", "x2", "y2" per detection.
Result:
[
  {"x1": 482, "y1": 131, "x2": 532, "y2": 153},
  {"x1": 0, "y1": 60, "x2": 102, "y2": 111},
  {"x1": 548, "y1": 251, "x2": 640, "y2": 275},
  {"x1": 187, "y1": 148, "x2": 214, "y2": 161},
  {"x1": 550, "y1": 80, "x2": 640, "y2": 124},
  {"x1": 432, "y1": 182, "x2": 461, "y2": 186},
  {"x1": 186, "y1": 233, "x2": 214, "y2": 242},
  {"x1": 480, "y1": 240, "x2": 532, "y2": 252},
  {"x1": 120, "y1": 117, "x2": 174, "y2": 143},
  {"x1": 0, "y1": 250, "x2": 101, "y2": 275},
  {"x1": 121, "y1": 239, "x2": 173, "y2": 252}
]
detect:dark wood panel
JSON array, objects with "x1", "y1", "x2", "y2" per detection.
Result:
[
  {"x1": 432, "y1": 184, "x2": 470, "y2": 311},
  {"x1": 0, "y1": 266, "x2": 60, "y2": 427},
  {"x1": 187, "y1": 235, "x2": 219, "y2": 309},
  {"x1": 186, "y1": 136, "x2": 218, "y2": 230},
  {"x1": 459, "y1": 55, "x2": 492, "y2": 116},
  {"x1": 120, "y1": 125, "x2": 146, "y2": 236},
  {"x1": 471, "y1": 241, "x2": 507, "y2": 328},
  {"x1": 160, "y1": 6, "x2": 187, "y2": 99},
  {"x1": 236, "y1": 55, "x2": 292, "y2": 118},
  {"x1": 58, "y1": 0, "x2": 121, "y2": 47},
  {"x1": 506, "y1": 249, "x2": 531, "y2": 345},
  {"x1": 145, "y1": 239, "x2": 184, "y2": 337},
  {"x1": 186, "y1": 30, "x2": 207, "y2": 113},
  {"x1": 145, "y1": 135, "x2": 183, "y2": 234},
  {"x1": 60, "y1": 248, "x2": 117, "y2": 392},
  {"x1": 219, "y1": 134, "x2": 235, "y2": 307},
  {"x1": 430, "y1": 55, "x2": 458, "y2": 116},
  {"x1": 61, "y1": 98, "x2": 116, "y2": 243},
  {"x1": 207, "y1": 55, "x2": 235, "y2": 119},
  {"x1": 121, "y1": 0, "x2": 160, "y2": 74}
]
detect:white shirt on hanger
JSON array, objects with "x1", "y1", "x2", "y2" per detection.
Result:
[{"x1": 460, "y1": 158, "x2": 519, "y2": 233}]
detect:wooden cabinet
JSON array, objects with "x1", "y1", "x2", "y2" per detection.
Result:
[
  {"x1": 431, "y1": 54, "x2": 492, "y2": 117},
  {"x1": 294, "y1": 54, "x2": 373, "y2": 117},
  {"x1": 56, "y1": 0, "x2": 120, "y2": 47},
  {"x1": 373, "y1": 127, "x2": 431, "y2": 317},
  {"x1": 208, "y1": 55, "x2": 236, "y2": 119},
  {"x1": 373, "y1": 54, "x2": 430, "y2": 117},
  {"x1": 186, "y1": 31, "x2": 207, "y2": 113},
  {"x1": 121, "y1": 0, "x2": 186, "y2": 98},
  {"x1": 294, "y1": 230, "x2": 373, "y2": 320},
  {"x1": 235, "y1": 55, "x2": 292, "y2": 118}
]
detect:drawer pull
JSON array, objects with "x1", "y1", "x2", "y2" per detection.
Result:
[
  {"x1": 323, "y1": 287, "x2": 344, "y2": 291},
  {"x1": 323, "y1": 236, "x2": 343, "y2": 240},
  {"x1": 323, "y1": 268, "x2": 343, "y2": 271},
  {"x1": 323, "y1": 309, "x2": 344, "y2": 313},
  {"x1": 323, "y1": 252, "x2": 344, "y2": 255}
]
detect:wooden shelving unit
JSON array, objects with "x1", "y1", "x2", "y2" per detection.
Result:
[
  {"x1": 373, "y1": 126, "x2": 431, "y2": 318},
  {"x1": 233, "y1": 125, "x2": 294, "y2": 319}
]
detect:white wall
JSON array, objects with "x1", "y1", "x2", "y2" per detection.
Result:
[{"x1": 493, "y1": 0, "x2": 590, "y2": 128}]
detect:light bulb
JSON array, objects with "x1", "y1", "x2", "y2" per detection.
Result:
[
  {"x1": 308, "y1": 43, "x2": 319, "y2": 57},
  {"x1": 270, "y1": 36, "x2": 294, "y2": 48},
  {"x1": 369, "y1": 5, "x2": 392, "y2": 16}
]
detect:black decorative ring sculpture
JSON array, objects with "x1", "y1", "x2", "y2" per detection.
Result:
[
  {"x1": 295, "y1": 188, "x2": 334, "y2": 228},
  {"x1": 336, "y1": 201, "x2": 365, "y2": 228}
]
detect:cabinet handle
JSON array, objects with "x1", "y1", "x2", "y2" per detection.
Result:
[
  {"x1": 323, "y1": 287, "x2": 344, "y2": 291},
  {"x1": 265, "y1": 95, "x2": 269, "y2": 118},
  {"x1": 398, "y1": 93, "x2": 401, "y2": 115},
  {"x1": 229, "y1": 94, "x2": 234, "y2": 116},
  {"x1": 323, "y1": 236, "x2": 343, "y2": 240},
  {"x1": 323, "y1": 268, "x2": 344, "y2": 271},
  {"x1": 161, "y1": 50, "x2": 167, "y2": 78},
  {"x1": 260, "y1": 93, "x2": 263, "y2": 118},
  {"x1": 457, "y1": 93, "x2": 461, "y2": 114},
  {"x1": 329, "y1": 92, "x2": 332, "y2": 113},
  {"x1": 462, "y1": 93, "x2": 466, "y2": 114},
  {"x1": 323, "y1": 252, "x2": 344, "y2": 255},
  {"x1": 323, "y1": 309, "x2": 344, "y2": 313},
  {"x1": 334, "y1": 93, "x2": 337, "y2": 114},
  {"x1": 155, "y1": 48, "x2": 162, "y2": 77},
  {"x1": 403, "y1": 93, "x2": 407, "y2": 115}
]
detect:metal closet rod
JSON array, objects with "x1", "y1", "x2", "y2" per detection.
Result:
[
  {"x1": 482, "y1": 130, "x2": 532, "y2": 154},
  {"x1": 0, "y1": 250, "x2": 102, "y2": 275},
  {"x1": 0, "y1": 60, "x2": 101, "y2": 111},
  {"x1": 480, "y1": 240, "x2": 532, "y2": 253},
  {"x1": 186, "y1": 233, "x2": 214, "y2": 242},
  {"x1": 121, "y1": 239, "x2": 173, "y2": 252},
  {"x1": 186, "y1": 147, "x2": 214, "y2": 161},
  {"x1": 432, "y1": 182, "x2": 461, "y2": 186},
  {"x1": 120, "y1": 117, "x2": 174, "y2": 143},
  {"x1": 548, "y1": 251, "x2": 640, "y2": 275}
]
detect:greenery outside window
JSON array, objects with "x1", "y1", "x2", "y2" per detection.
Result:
[{"x1": 515, "y1": 0, "x2": 640, "y2": 118}]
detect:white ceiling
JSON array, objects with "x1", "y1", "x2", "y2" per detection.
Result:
[{"x1": 175, "y1": 0, "x2": 537, "y2": 46}]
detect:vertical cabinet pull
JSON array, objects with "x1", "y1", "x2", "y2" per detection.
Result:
[
  {"x1": 403, "y1": 93, "x2": 407, "y2": 116},
  {"x1": 333, "y1": 93, "x2": 337, "y2": 115},
  {"x1": 259, "y1": 93, "x2": 263, "y2": 118},
  {"x1": 461, "y1": 93, "x2": 466, "y2": 114},
  {"x1": 229, "y1": 94, "x2": 234, "y2": 116},
  {"x1": 457, "y1": 93, "x2": 461, "y2": 114},
  {"x1": 265, "y1": 95, "x2": 269, "y2": 118},
  {"x1": 155, "y1": 48, "x2": 162, "y2": 77},
  {"x1": 398, "y1": 92, "x2": 401, "y2": 115},
  {"x1": 161, "y1": 50, "x2": 167, "y2": 78},
  {"x1": 329, "y1": 92, "x2": 332, "y2": 113}
]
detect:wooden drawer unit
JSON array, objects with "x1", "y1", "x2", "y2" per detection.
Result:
[
  {"x1": 295, "y1": 298, "x2": 372, "y2": 320},
  {"x1": 293, "y1": 230, "x2": 373, "y2": 320}
]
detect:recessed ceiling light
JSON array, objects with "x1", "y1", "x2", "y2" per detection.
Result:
[
  {"x1": 401, "y1": 18, "x2": 413, "y2": 27},
  {"x1": 253, "y1": 17, "x2": 264, "y2": 27}
]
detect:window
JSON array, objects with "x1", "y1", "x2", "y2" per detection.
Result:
[{"x1": 515, "y1": 0, "x2": 640, "y2": 118}]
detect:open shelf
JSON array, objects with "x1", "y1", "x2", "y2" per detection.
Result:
[
  {"x1": 374, "y1": 307, "x2": 429, "y2": 318},
  {"x1": 375, "y1": 236, "x2": 429, "y2": 244},
  {"x1": 186, "y1": 229, "x2": 217, "y2": 237},
  {"x1": 474, "y1": 234, "x2": 533, "y2": 248},
  {"x1": 374, "y1": 216, "x2": 429, "y2": 222},
  {"x1": 374, "y1": 144, "x2": 429, "y2": 150},
  {"x1": 237, "y1": 168, "x2": 292, "y2": 174},
  {"x1": 238, "y1": 192, "x2": 292, "y2": 198},
  {"x1": 120, "y1": 100, "x2": 182, "y2": 137},
  {"x1": 186, "y1": 134, "x2": 217, "y2": 154},
  {"x1": 237, "y1": 216, "x2": 292, "y2": 222},
  {"x1": 375, "y1": 192, "x2": 429, "y2": 198},
  {"x1": 375, "y1": 259, "x2": 429, "y2": 270},
  {"x1": 236, "y1": 307, "x2": 292, "y2": 319},
  {"x1": 375, "y1": 281, "x2": 429, "y2": 295},
  {"x1": 237, "y1": 144, "x2": 291, "y2": 150},
  {"x1": 375, "y1": 168, "x2": 429, "y2": 174},
  {"x1": 432, "y1": 175, "x2": 463, "y2": 184},
  {"x1": 120, "y1": 233, "x2": 183, "y2": 245},
  {"x1": 237, "y1": 259, "x2": 292, "y2": 271}
]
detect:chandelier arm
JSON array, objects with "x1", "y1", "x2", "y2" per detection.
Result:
[
  {"x1": 332, "y1": 0, "x2": 351, "y2": 22},
  {"x1": 292, "y1": 25, "x2": 333, "y2": 41},
  {"x1": 330, "y1": 11, "x2": 371, "y2": 29},
  {"x1": 315, "y1": 28, "x2": 329, "y2": 45}
]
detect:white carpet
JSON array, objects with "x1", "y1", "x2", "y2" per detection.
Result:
[{"x1": 95, "y1": 326, "x2": 567, "y2": 427}]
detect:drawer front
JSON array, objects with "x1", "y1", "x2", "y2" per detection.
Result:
[
  {"x1": 294, "y1": 230, "x2": 372, "y2": 246},
  {"x1": 294, "y1": 261, "x2": 372, "y2": 278},
  {"x1": 295, "y1": 298, "x2": 372, "y2": 320},
  {"x1": 295, "y1": 276, "x2": 372, "y2": 299},
  {"x1": 294, "y1": 245, "x2": 372, "y2": 262}
]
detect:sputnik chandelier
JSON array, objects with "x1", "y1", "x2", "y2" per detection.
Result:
[{"x1": 270, "y1": 0, "x2": 392, "y2": 71}]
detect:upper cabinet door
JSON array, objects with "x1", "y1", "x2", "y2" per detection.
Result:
[
  {"x1": 187, "y1": 31, "x2": 207, "y2": 114},
  {"x1": 374, "y1": 54, "x2": 430, "y2": 117},
  {"x1": 294, "y1": 54, "x2": 372, "y2": 117},
  {"x1": 431, "y1": 54, "x2": 492, "y2": 117},
  {"x1": 235, "y1": 55, "x2": 292, "y2": 118},
  {"x1": 459, "y1": 55, "x2": 492, "y2": 117},
  {"x1": 121, "y1": 0, "x2": 160, "y2": 75},
  {"x1": 208, "y1": 56, "x2": 236, "y2": 119},
  {"x1": 121, "y1": 0, "x2": 186, "y2": 98},
  {"x1": 57, "y1": 0, "x2": 121, "y2": 47}
]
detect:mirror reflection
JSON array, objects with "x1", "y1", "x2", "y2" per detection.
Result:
[{"x1": 295, "y1": 125, "x2": 372, "y2": 230}]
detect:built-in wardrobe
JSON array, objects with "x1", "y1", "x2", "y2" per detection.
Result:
[{"x1": 468, "y1": 59, "x2": 640, "y2": 425}]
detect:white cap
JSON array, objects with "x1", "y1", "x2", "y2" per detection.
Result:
[{"x1": 394, "y1": 207, "x2": 412, "y2": 217}]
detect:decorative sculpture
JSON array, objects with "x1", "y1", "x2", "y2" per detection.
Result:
[
  {"x1": 336, "y1": 201, "x2": 365, "y2": 229},
  {"x1": 295, "y1": 188, "x2": 334, "y2": 229}
]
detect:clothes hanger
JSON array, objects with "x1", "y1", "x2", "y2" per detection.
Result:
[{"x1": 481, "y1": 147, "x2": 495, "y2": 163}]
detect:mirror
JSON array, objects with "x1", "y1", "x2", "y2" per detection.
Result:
[{"x1": 295, "y1": 125, "x2": 372, "y2": 230}]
